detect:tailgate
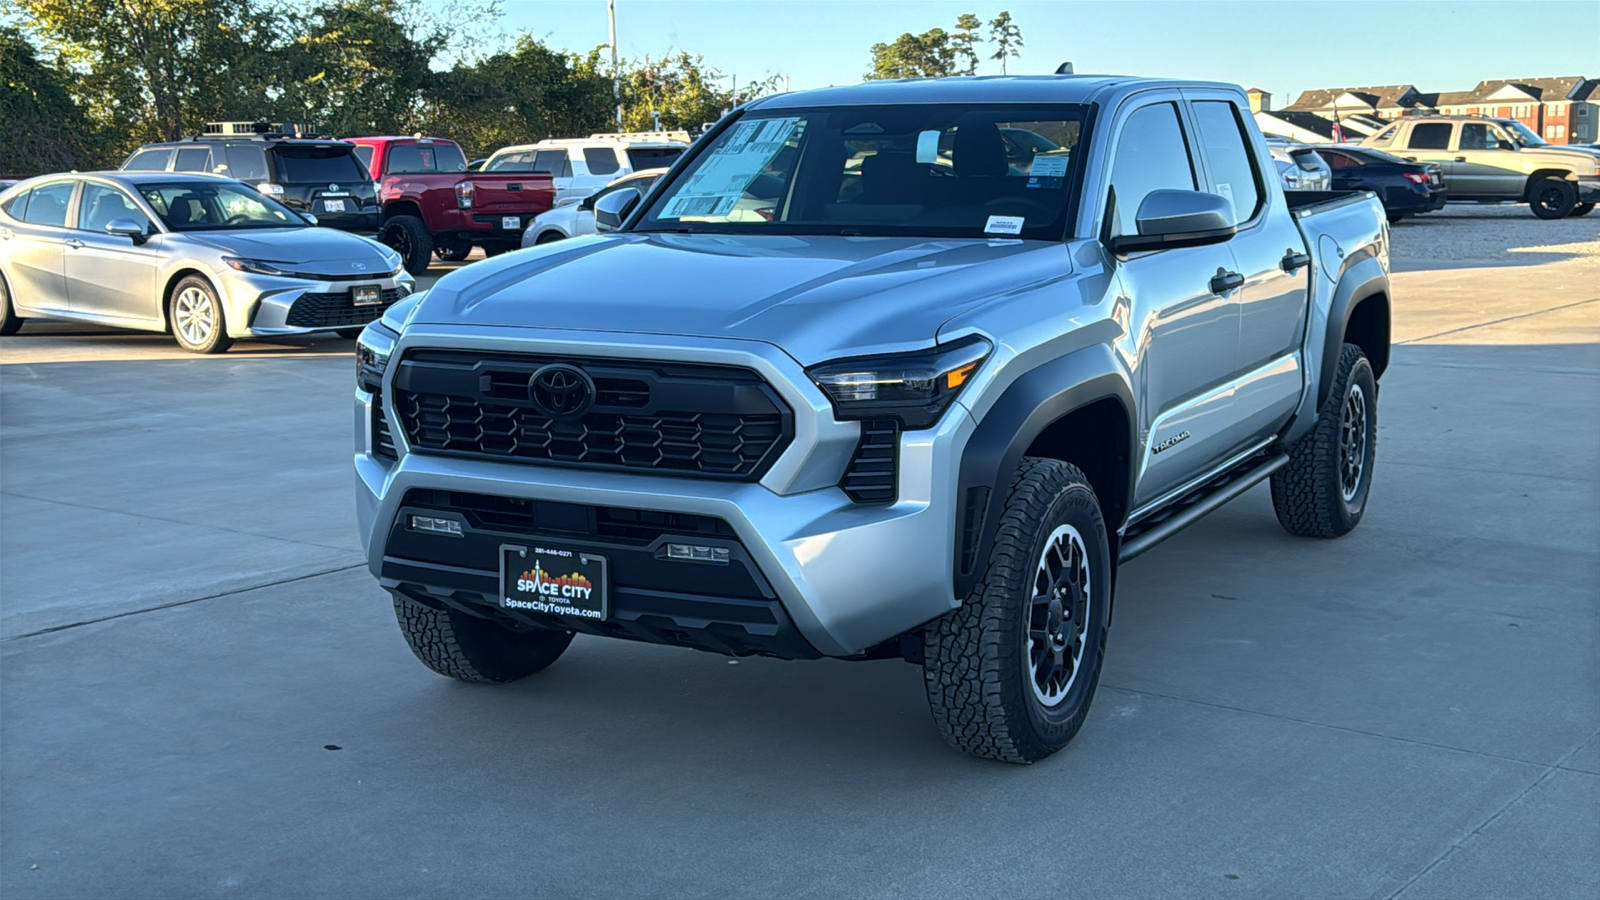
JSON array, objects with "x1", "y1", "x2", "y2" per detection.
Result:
[{"x1": 468, "y1": 174, "x2": 556, "y2": 216}]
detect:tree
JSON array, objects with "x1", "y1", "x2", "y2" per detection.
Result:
[
  {"x1": 0, "y1": 25, "x2": 97, "y2": 172},
  {"x1": 865, "y1": 28, "x2": 958, "y2": 80},
  {"x1": 621, "y1": 51, "x2": 774, "y2": 132},
  {"x1": 988, "y1": 10, "x2": 1023, "y2": 75},
  {"x1": 278, "y1": 0, "x2": 446, "y2": 138},
  {"x1": 952, "y1": 13, "x2": 983, "y2": 76},
  {"x1": 423, "y1": 38, "x2": 612, "y2": 156}
]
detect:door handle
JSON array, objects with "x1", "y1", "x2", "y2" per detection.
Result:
[
  {"x1": 1209, "y1": 270, "x2": 1244, "y2": 294},
  {"x1": 1454, "y1": 156, "x2": 1467, "y2": 162},
  {"x1": 64, "y1": 238, "x2": 85, "y2": 249},
  {"x1": 0, "y1": 228, "x2": 11, "y2": 240},
  {"x1": 1281, "y1": 250, "x2": 1311, "y2": 272}
]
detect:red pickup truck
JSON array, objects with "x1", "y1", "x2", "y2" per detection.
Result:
[{"x1": 345, "y1": 136, "x2": 556, "y2": 274}]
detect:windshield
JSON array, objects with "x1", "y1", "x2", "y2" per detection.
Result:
[
  {"x1": 635, "y1": 104, "x2": 1088, "y2": 240},
  {"x1": 1500, "y1": 120, "x2": 1547, "y2": 147},
  {"x1": 139, "y1": 182, "x2": 303, "y2": 231},
  {"x1": 270, "y1": 146, "x2": 368, "y2": 183}
]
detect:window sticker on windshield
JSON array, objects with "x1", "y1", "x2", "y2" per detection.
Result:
[
  {"x1": 1216, "y1": 182, "x2": 1235, "y2": 219},
  {"x1": 1025, "y1": 155, "x2": 1069, "y2": 189},
  {"x1": 985, "y1": 215, "x2": 1025, "y2": 235},
  {"x1": 661, "y1": 117, "x2": 802, "y2": 219}
]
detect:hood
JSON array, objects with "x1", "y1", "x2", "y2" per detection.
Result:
[
  {"x1": 179, "y1": 227, "x2": 391, "y2": 271},
  {"x1": 411, "y1": 233, "x2": 1074, "y2": 364},
  {"x1": 1528, "y1": 146, "x2": 1600, "y2": 171}
]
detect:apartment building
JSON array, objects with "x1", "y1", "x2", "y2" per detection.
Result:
[{"x1": 1275, "y1": 76, "x2": 1599, "y2": 144}]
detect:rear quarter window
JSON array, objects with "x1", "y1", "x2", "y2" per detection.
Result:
[
  {"x1": 584, "y1": 147, "x2": 621, "y2": 175},
  {"x1": 353, "y1": 145, "x2": 375, "y2": 175},
  {"x1": 225, "y1": 145, "x2": 269, "y2": 182},
  {"x1": 124, "y1": 148, "x2": 174, "y2": 171},
  {"x1": 626, "y1": 147, "x2": 683, "y2": 169}
]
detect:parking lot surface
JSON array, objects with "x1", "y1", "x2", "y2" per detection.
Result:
[{"x1": 2, "y1": 215, "x2": 1597, "y2": 898}]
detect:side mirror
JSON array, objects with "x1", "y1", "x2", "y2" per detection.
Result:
[
  {"x1": 593, "y1": 187, "x2": 641, "y2": 232},
  {"x1": 1108, "y1": 190, "x2": 1236, "y2": 254},
  {"x1": 105, "y1": 218, "x2": 149, "y2": 245},
  {"x1": 301, "y1": 212, "x2": 319, "y2": 226}
]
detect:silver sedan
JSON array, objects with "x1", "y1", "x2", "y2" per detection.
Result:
[{"x1": 0, "y1": 171, "x2": 414, "y2": 352}]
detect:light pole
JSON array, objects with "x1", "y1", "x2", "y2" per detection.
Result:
[{"x1": 608, "y1": 0, "x2": 621, "y2": 132}]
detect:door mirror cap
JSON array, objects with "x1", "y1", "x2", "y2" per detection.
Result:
[
  {"x1": 301, "y1": 212, "x2": 319, "y2": 226},
  {"x1": 1109, "y1": 190, "x2": 1236, "y2": 254},
  {"x1": 593, "y1": 187, "x2": 641, "y2": 232},
  {"x1": 105, "y1": 218, "x2": 149, "y2": 244}
]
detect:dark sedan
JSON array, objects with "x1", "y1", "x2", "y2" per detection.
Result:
[{"x1": 1318, "y1": 146, "x2": 1447, "y2": 224}]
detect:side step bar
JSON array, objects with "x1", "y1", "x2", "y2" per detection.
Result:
[{"x1": 1118, "y1": 452, "x2": 1290, "y2": 564}]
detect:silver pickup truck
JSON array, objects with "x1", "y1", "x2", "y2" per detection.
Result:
[{"x1": 355, "y1": 76, "x2": 1392, "y2": 763}]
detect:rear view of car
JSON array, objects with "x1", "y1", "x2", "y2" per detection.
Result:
[
  {"x1": 1266, "y1": 139, "x2": 1333, "y2": 191},
  {"x1": 1319, "y1": 146, "x2": 1447, "y2": 223}
]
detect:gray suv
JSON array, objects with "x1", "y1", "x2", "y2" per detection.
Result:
[{"x1": 355, "y1": 76, "x2": 1392, "y2": 762}]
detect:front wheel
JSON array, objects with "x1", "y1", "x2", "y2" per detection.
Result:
[
  {"x1": 0, "y1": 270, "x2": 22, "y2": 336},
  {"x1": 1569, "y1": 202, "x2": 1595, "y2": 217},
  {"x1": 169, "y1": 276, "x2": 233, "y2": 353},
  {"x1": 393, "y1": 594, "x2": 574, "y2": 683},
  {"x1": 1529, "y1": 176, "x2": 1577, "y2": 219},
  {"x1": 922, "y1": 459, "x2": 1111, "y2": 764},
  {"x1": 1270, "y1": 343, "x2": 1377, "y2": 537}
]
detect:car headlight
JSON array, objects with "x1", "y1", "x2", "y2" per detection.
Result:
[
  {"x1": 356, "y1": 322, "x2": 398, "y2": 392},
  {"x1": 223, "y1": 257, "x2": 294, "y2": 277},
  {"x1": 380, "y1": 248, "x2": 403, "y2": 276},
  {"x1": 806, "y1": 335, "x2": 991, "y2": 429}
]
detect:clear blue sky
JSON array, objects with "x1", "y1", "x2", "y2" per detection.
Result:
[{"x1": 482, "y1": 0, "x2": 1599, "y2": 105}]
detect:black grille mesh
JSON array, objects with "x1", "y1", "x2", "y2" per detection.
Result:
[
  {"x1": 841, "y1": 419, "x2": 899, "y2": 503},
  {"x1": 286, "y1": 289, "x2": 404, "y2": 327},
  {"x1": 372, "y1": 392, "x2": 398, "y2": 460}
]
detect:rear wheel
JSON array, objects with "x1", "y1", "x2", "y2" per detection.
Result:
[
  {"x1": 535, "y1": 231, "x2": 564, "y2": 245},
  {"x1": 922, "y1": 459, "x2": 1111, "y2": 764},
  {"x1": 481, "y1": 242, "x2": 515, "y2": 258},
  {"x1": 1387, "y1": 214, "x2": 1405, "y2": 225},
  {"x1": 434, "y1": 238, "x2": 472, "y2": 261},
  {"x1": 169, "y1": 276, "x2": 233, "y2": 354},
  {"x1": 1528, "y1": 176, "x2": 1577, "y2": 219},
  {"x1": 380, "y1": 215, "x2": 433, "y2": 275},
  {"x1": 1270, "y1": 343, "x2": 1377, "y2": 537},
  {"x1": 1569, "y1": 202, "x2": 1595, "y2": 217},
  {"x1": 392, "y1": 594, "x2": 574, "y2": 683},
  {"x1": 0, "y1": 270, "x2": 22, "y2": 336}
]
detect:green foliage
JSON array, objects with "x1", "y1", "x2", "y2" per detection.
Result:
[
  {"x1": 866, "y1": 11, "x2": 1023, "y2": 80},
  {"x1": 621, "y1": 51, "x2": 775, "y2": 133},
  {"x1": 952, "y1": 13, "x2": 983, "y2": 77},
  {"x1": 988, "y1": 10, "x2": 1023, "y2": 75},
  {"x1": 0, "y1": 24, "x2": 96, "y2": 172},
  {"x1": 423, "y1": 38, "x2": 613, "y2": 156}
]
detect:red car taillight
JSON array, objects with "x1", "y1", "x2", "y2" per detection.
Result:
[
  {"x1": 455, "y1": 180, "x2": 475, "y2": 209},
  {"x1": 1403, "y1": 172, "x2": 1429, "y2": 184}
]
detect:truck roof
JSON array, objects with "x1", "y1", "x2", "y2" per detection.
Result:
[{"x1": 753, "y1": 75, "x2": 1243, "y2": 109}]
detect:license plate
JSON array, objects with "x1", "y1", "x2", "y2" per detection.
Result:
[
  {"x1": 351, "y1": 284, "x2": 382, "y2": 306},
  {"x1": 501, "y1": 216, "x2": 521, "y2": 230},
  {"x1": 500, "y1": 544, "x2": 608, "y2": 621},
  {"x1": 324, "y1": 198, "x2": 347, "y2": 213}
]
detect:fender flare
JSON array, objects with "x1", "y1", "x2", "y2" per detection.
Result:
[
  {"x1": 953, "y1": 344, "x2": 1136, "y2": 599},
  {"x1": 1316, "y1": 256, "x2": 1390, "y2": 408}
]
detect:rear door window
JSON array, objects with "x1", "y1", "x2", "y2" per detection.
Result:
[
  {"x1": 225, "y1": 145, "x2": 269, "y2": 182},
  {"x1": 533, "y1": 150, "x2": 572, "y2": 177},
  {"x1": 1405, "y1": 123, "x2": 1453, "y2": 150},
  {"x1": 1107, "y1": 102, "x2": 1197, "y2": 236},
  {"x1": 270, "y1": 146, "x2": 368, "y2": 184},
  {"x1": 20, "y1": 181, "x2": 74, "y2": 227},
  {"x1": 173, "y1": 147, "x2": 212, "y2": 173},
  {"x1": 583, "y1": 147, "x2": 621, "y2": 175},
  {"x1": 1190, "y1": 100, "x2": 1263, "y2": 225},
  {"x1": 386, "y1": 144, "x2": 436, "y2": 174},
  {"x1": 1321, "y1": 151, "x2": 1361, "y2": 169},
  {"x1": 433, "y1": 143, "x2": 467, "y2": 173},
  {"x1": 123, "y1": 148, "x2": 173, "y2": 171}
]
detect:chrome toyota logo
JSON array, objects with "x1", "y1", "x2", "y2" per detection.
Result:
[
  {"x1": 528, "y1": 364, "x2": 594, "y2": 418},
  {"x1": 329, "y1": 183, "x2": 340, "y2": 191}
]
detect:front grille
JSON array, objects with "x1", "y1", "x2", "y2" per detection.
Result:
[
  {"x1": 372, "y1": 392, "x2": 398, "y2": 460},
  {"x1": 392, "y1": 350, "x2": 793, "y2": 481},
  {"x1": 286, "y1": 289, "x2": 404, "y2": 327},
  {"x1": 401, "y1": 489, "x2": 736, "y2": 545},
  {"x1": 841, "y1": 419, "x2": 899, "y2": 503}
]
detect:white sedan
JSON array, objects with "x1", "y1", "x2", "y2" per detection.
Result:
[{"x1": 521, "y1": 169, "x2": 667, "y2": 248}]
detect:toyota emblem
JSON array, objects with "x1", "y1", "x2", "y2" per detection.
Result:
[
  {"x1": 329, "y1": 183, "x2": 340, "y2": 191},
  {"x1": 529, "y1": 364, "x2": 594, "y2": 418}
]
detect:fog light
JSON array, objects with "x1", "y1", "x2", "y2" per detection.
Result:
[
  {"x1": 665, "y1": 544, "x2": 729, "y2": 564},
  {"x1": 411, "y1": 515, "x2": 463, "y2": 537}
]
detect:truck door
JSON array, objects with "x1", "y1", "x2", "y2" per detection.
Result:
[
  {"x1": 1453, "y1": 122, "x2": 1524, "y2": 198},
  {"x1": 1187, "y1": 95, "x2": 1306, "y2": 449},
  {"x1": 1101, "y1": 99, "x2": 1242, "y2": 509}
]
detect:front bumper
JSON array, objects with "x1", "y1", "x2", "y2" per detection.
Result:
[
  {"x1": 218, "y1": 270, "x2": 416, "y2": 337},
  {"x1": 354, "y1": 327, "x2": 972, "y2": 658}
]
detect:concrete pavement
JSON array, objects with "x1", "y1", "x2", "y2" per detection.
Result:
[{"x1": 1, "y1": 252, "x2": 1595, "y2": 897}]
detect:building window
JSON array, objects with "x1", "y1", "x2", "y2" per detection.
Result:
[
  {"x1": 1555, "y1": 124, "x2": 1566, "y2": 139},
  {"x1": 1579, "y1": 106, "x2": 1590, "y2": 117}
]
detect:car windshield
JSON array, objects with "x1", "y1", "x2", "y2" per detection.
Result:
[
  {"x1": 634, "y1": 104, "x2": 1088, "y2": 240},
  {"x1": 139, "y1": 182, "x2": 303, "y2": 231},
  {"x1": 1500, "y1": 120, "x2": 1547, "y2": 147}
]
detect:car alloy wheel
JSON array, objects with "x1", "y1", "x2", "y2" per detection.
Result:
[
  {"x1": 1026, "y1": 523, "x2": 1091, "y2": 707},
  {"x1": 173, "y1": 285, "x2": 217, "y2": 346},
  {"x1": 1339, "y1": 381, "x2": 1368, "y2": 502}
]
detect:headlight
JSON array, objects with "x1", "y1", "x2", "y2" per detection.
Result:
[
  {"x1": 806, "y1": 335, "x2": 991, "y2": 429},
  {"x1": 356, "y1": 322, "x2": 398, "y2": 392},
  {"x1": 380, "y1": 248, "x2": 403, "y2": 275},
  {"x1": 223, "y1": 257, "x2": 293, "y2": 276}
]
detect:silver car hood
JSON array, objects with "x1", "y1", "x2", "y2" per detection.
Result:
[
  {"x1": 412, "y1": 233, "x2": 1072, "y2": 364},
  {"x1": 177, "y1": 228, "x2": 389, "y2": 270}
]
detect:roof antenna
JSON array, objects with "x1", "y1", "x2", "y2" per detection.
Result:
[{"x1": 1055, "y1": 62, "x2": 1075, "y2": 75}]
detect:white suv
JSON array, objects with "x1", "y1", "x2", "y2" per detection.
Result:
[{"x1": 480, "y1": 134, "x2": 688, "y2": 205}]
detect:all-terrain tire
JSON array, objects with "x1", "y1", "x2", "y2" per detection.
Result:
[
  {"x1": 922, "y1": 458, "x2": 1112, "y2": 764},
  {"x1": 1271, "y1": 343, "x2": 1377, "y2": 537},
  {"x1": 1528, "y1": 176, "x2": 1577, "y2": 219},
  {"x1": 0, "y1": 269, "x2": 22, "y2": 336},
  {"x1": 434, "y1": 238, "x2": 472, "y2": 261},
  {"x1": 392, "y1": 594, "x2": 574, "y2": 684},
  {"x1": 381, "y1": 215, "x2": 434, "y2": 275},
  {"x1": 1569, "y1": 202, "x2": 1595, "y2": 217}
]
